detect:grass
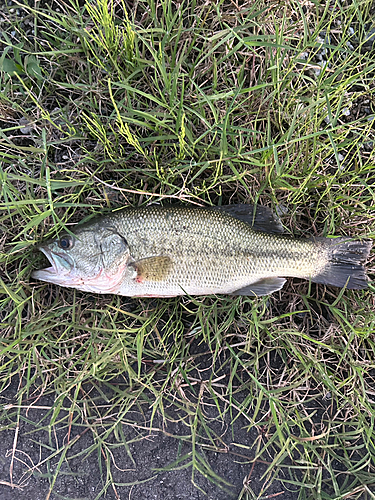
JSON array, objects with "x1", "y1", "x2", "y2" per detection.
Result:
[{"x1": 1, "y1": 0, "x2": 375, "y2": 498}]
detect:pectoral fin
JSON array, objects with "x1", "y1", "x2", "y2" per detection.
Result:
[
  {"x1": 232, "y1": 277, "x2": 287, "y2": 296},
  {"x1": 130, "y1": 256, "x2": 173, "y2": 282}
]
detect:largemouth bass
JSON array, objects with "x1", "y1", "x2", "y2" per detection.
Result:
[{"x1": 32, "y1": 204, "x2": 372, "y2": 297}]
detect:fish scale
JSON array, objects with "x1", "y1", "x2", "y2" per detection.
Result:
[
  {"x1": 79, "y1": 206, "x2": 325, "y2": 297},
  {"x1": 32, "y1": 204, "x2": 372, "y2": 297}
]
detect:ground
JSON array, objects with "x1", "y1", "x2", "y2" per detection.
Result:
[
  {"x1": 1, "y1": 0, "x2": 375, "y2": 499},
  {"x1": 0, "y1": 350, "x2": 322, "y2": 500}
]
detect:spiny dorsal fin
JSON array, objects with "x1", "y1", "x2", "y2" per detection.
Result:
[
  {"x1": 232, "y1": 277, "x2": 287, "y2": 296},
  {"x1": 130, "y1": 256, "x2": 173, "y2": 282},
  {"x1": 214, "y1": 204, "x2": 284, "y2": 234}
]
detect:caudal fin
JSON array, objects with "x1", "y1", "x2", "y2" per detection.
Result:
[{"x1": 312, "y1": 237, "x2": 372, "y2": 289}]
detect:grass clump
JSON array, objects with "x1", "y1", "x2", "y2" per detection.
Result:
[{"x1": 1, "y1": 0, "x2": 375, "y2": 498}]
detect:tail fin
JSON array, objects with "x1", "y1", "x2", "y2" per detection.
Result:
[{"x1": 312, "y1": 238, "x2": 372, "y2": 289}]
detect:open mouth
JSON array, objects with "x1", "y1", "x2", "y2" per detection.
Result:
[
  {"x1": 35, "y1": 247, "x2": 58, "y2": 275},
  {"x1": 32, "y1": 246, "x2": 74, "y2": 284}
]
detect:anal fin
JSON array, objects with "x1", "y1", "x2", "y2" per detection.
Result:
[{"x1": 232, "y1": 277, "x2": 287, "y2": 296}]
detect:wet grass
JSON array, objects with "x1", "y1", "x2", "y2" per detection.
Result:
[{"x1": 1, "y1": 0, "x2": 375, "y2": 498}]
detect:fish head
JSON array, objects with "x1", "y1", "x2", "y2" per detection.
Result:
[{"x1": 32, "y1": 223, "x2": 132, "y2": 294}]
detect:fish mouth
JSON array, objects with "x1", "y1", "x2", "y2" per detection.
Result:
[{"x1": 32, "y1": 246, "x2": 75, "y2": 285}]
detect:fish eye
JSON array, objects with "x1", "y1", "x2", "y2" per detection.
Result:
[{"x1": 58, "y1": 235, "x2": 74, "y2": 250}]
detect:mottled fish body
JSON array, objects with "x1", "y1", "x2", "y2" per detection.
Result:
[{"x1": 32, "y1": 204, "x2": 372, "y2": 297}]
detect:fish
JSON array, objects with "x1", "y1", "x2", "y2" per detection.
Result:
[{"x1": 32, "y1": 204, "x2": 372, "y2": 298}]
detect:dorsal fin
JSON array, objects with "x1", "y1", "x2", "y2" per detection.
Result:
[{"x1": 214, "y1": 204, "x2": 284, "y2": 234}]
